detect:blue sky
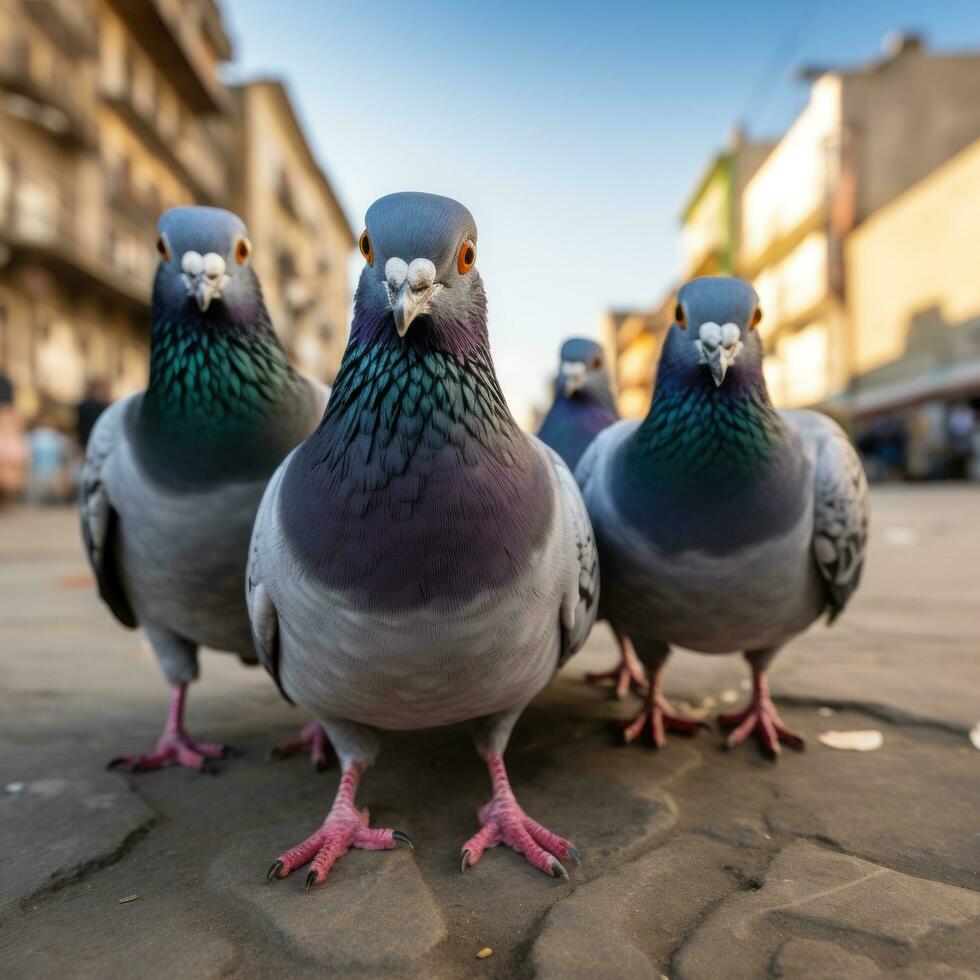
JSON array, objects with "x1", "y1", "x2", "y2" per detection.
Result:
[{"x1": 224, "y1": 1, "x2": 980, "y2": 422}]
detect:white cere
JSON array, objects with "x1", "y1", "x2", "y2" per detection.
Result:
[
  {"x1": 720, "y1": 322, "x2": 741, "y2": 347},
  {"x1": 407, "y1": 257, "x2": 437, "y2": 291},
  {"x1": 698, "y1": 321, "x2": 722, "y2": 349},
  {"x1": 202, "y1": 252, "x2": 226, "y2": 278},
  {"x1": 385, "y1": 257, "x2": 408, "y2": 290},
  {"x1": 181, "y1": 250, "x2": 204, "y2": 276}
]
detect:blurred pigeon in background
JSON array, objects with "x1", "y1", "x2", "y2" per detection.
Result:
[
  {"x1": 578, "y1": 276, "x2": 869, "y2": 757},
  {"x1": 537, "y1": 339, "x2": 645, "y2": 698},
  {"x1": 249, "y1": 192, "x2": 598, "y2": 889},
  {"x1": 80, "y1": 206, "x2": 329, "y2": 773},
  {"x1": 537, "y1": 338, "x2": 618, "y2": 473}
]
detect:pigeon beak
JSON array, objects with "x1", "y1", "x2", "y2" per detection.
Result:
[
  {"x1": 707, "y1": 348, "x2": 729, "y2": 387},
  {"x1": 390, "y1": 281, "x2": 440, "y2": 337},
  {"x1": 182, "y1": 272, "x2": 229, "y2": 312},
  {"x1": 562, "y1": 362, "x2": 587, "y2": 398},
  {"x1": 192, "y1": 276, "x2": 224, "y2": 312}
]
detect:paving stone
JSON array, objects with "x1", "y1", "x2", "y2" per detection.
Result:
[
  {"x1": 530, "y1": 835, "x2": 761, "y2": 979},
  {"x1": 208, "y1": 822, "x2": 447, "y2": 970},
  {"x1": 772, "y1": 939, "x2": 979, "y2": 980},
  {"x1": 0, "y1": 748, "x2": 157, "y2": 918},
  {"x1": 674, "y1": 841, "x2": 980, "y2": 980}
]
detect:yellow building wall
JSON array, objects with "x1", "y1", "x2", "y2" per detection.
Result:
[{"x1": 846, "y1": 136, "x2": 980, "y2": 376}]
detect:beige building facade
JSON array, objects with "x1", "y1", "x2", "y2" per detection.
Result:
[
  {"x1": 843, "y1": 137, "x2": 980, "y2": 417},
  {"x1": 0, "y1": 0, "x2": 352, "y2": 422},
  {"x1": 741, "y1": 34, "x2": 980, "y2": 411},
  {"x1": 231, "y1": 81, "x2": 354, "y2": 384}
]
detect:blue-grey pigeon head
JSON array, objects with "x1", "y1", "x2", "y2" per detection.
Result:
[
  {"x1": 670, "y1": 277, "x2": 764, "y2": 387},
  {"x1": 555, "y1": 338, "x2": 612, "y2": 401},
  {"x1": 154, "y1": 206, "x2": 258, "y2": 317},
  {"x1": 355, "y1": 192, "x2": 485, "y2": 347}
]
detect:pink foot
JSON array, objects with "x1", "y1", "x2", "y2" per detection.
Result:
[
  {"x1": 720, "y1": 671, "x2": 804, "y2": 758},
  {"x1": 622, "y1": 674, "x2": 706, "y2": 748},
  {"x1": 108, "y1": 682, "x2": 233, "y2": 774},
  {"x1": 461, "y1": 754, "x2": 577, "y2": 879},
  {"x1": 267, "y1": 764, "x2": 411, "y2": 890},
  {"x1": 584, "y1": 630, "x2": 649, "y2": 699},
  {"x1": 269, "y1": 719, "x2": 332, "y2": 771}
]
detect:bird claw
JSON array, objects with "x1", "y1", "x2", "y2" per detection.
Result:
[
  {"x1": 268, "y1": 720, "x2": 333, "y2": 771},
  {"x1": 550, "y1": 858, "x2": 569, "y2": 881},
  {"x1": 267, "y1": 860, "x2": 284, "y2": 883},
  {"x1": 392, "y1": 830, "x2": 414, "y2": 850},
  {"x1": 460, "y1": 849, "x2": 472, "y2": 873},
  {"x1": 568, "y1": 845, "x2": 581, "y2": 866},
  {"x1": 305, "y1": 870, "x2": 318, "y2": 894}
]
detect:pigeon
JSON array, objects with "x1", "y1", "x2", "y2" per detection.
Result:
[
  {"x1": 537, "y1": 338, "x2": 618, "y2": 473},
  {"x1": 536, "y1": 339, "x2": 645, "y2": 698},
  {"x1": 247, "y1": 192, "x2": 598, "y2": 888},
  {"x1": 79, "y1": 206, "x2": 329, "y2": 773},
  {"x1": 577, "y1": 276, "x2": 869, "y2": 757}
]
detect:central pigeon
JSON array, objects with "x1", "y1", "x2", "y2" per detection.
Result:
[
  {"x1": 80, "y1": 207, "x2": 329, "y2": 772},
  {"x1": 247, "y1": 192, "x2": 598, "y2": 888},
  {"x1": 577, "y1": 276, "x2": 869, "y2": 757},
  {"x1": 536, "y1": 339, "x2": 645, "y2": 698}
]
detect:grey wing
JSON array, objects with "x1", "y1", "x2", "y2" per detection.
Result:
[
  {"x1": 535, "y1": 439, "x2": 599, "y2": 665},
  {"x1": 245, "y1": 454, "x2": 293, "y2": 703},
  {"x1": 785, "y1": 410, "x2": 870, "y2": 621},
  {"x1": 79, "y1": 397, "x2": 137, "y2": 628}
]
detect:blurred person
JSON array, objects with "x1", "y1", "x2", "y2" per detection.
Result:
[
  {"x1": 26, "y1": 415, "x2": 73, "y2": 505},
  {"x1": 0, "y1": 373, "x2": 28, "y2": 508},
  {"x1": 947, "y1": 403, "x2": 975, "y2": 480},
  {"x1": 76, "y1": 379, "x2": 112, "y2": 452}
]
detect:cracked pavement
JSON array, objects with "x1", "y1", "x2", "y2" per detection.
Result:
[{"x1": 1, "y1": 486, "x2": 978, "y2": 978}]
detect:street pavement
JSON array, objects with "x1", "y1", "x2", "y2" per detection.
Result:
[{"x1": 0, "y1": 487, "x2": 978, "y2": 978}]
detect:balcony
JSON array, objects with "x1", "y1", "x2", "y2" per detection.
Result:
[
  {"x1": 100, "y1": 82, "x2": 226, "y2": 203},
  {"x1": 21, "y1": 0, "x2": 98, "y2": 57},
  {"x1": 103, "y1": 0, "x2": 229, "y2": 114},
  {"x1": 0, "y1": 41, "x2": 96, "y2": 150},
  {"x1": 0, "y1": 165, "x2": 150, "y2": 311}
]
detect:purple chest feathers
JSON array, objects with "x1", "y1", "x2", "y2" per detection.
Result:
[{"x1": 281, "y1": 338, "x2": 553, "y2": 610}]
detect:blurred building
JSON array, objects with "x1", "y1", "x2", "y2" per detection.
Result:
[
  {"x1": 680, "y1": 129, "x2": 774, "y2": 279},
  {"x1": 600, "y1": 293, "x2": 674, "y2": 419},
  {"x1": 230, "y1": 81, "x2": 354, "y2": 384},
  {"x1": 741, "y1": 33, "x2": 980, "y2": 411},
  {"x1": 0, "y1": 0, "x2": 352, "y2": 421}
]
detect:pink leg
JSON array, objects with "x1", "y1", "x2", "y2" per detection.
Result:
[
  {"x1": 269, "y1": 719, "x2": 333, "y2": 771},
  {"x1": 267, "y1": 763, "x2": 412, "y2": 891},
  {"x1": 719, "y1": 668, "x2": 804, "y2": 758},
  {"x1": 622, "y1": 667, "x2": 706, "y2": 748},
  {"x1": 460, "y1": 754, "x2": 577, "y2": 879},
  {"x1": 584, "y1": 629, "x2": 649, "y2": 699},
  {"x1": 108, "y1": 683, "x2": 233, "y2": 774}
]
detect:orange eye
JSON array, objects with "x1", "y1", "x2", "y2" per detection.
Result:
[
  {"x1": 234, "y1": 237, "x2": 251, "y2": 264},
  {"x1": 359, "y1": 230, "x2": 373, "y2": 266},
  {"x1": 674, "y1": 303, "x2": 686, "y2": 328},
  {"x1": 457, "y1": 240, "x2": 476, "y2": 275},
  {"x1": 751, "y1": 307, "x2": 763, "y2": 330},
  {"x1": 591, "y1": 355, "x2": 602, "y2": 370},
  {"x1": 156, "y1": 234, "x2": 171, "y2": 261}
]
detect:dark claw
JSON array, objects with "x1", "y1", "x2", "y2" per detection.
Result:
[
  {"x1": 305, "y1": 871, "x2": 318, "y2": 894},
  {"x1": 460, "y1": 849, "x2": 472, "y2": 873},
  {"x1": 267, "y1": 860, "x2": 284, "y2": 883},
  {"x1": 107, "y1": 757, "x2": 127, "y2": 771},
  {"x1": 550, "y1": 859, "x2": 569, "y2": 881},
  {"x1": 392, "y1": 831, "x2": 414, "y2": 850},
  {"x1": 200, "y1": 760, "x2": 220, "y2": 776},
  {"x1": 267, "y1": 747, "x2": 282, "y2": 761},
  {"x1": 220, "y1": 745, "x2": 241, "y2": 759},
  {"x1": 314, "y1": 758, "x2": 329, "y2": 773},
  {"x1": 568, "y1": 845, "x2": 581, "y2": 866}
]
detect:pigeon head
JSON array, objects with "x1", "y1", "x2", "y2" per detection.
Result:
[
  {"x1": 556, "y1": 338, "x2": 611, "y2": 401},
  {"x1": 670, "y1": 277, "x2": 763, "y2": 388},
  {"x1": 154, "y1": 206, "x2": 257, "y2": 316},
  {"x1": 354, "y1": 192, "x2": 486, "y2": 349}
]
